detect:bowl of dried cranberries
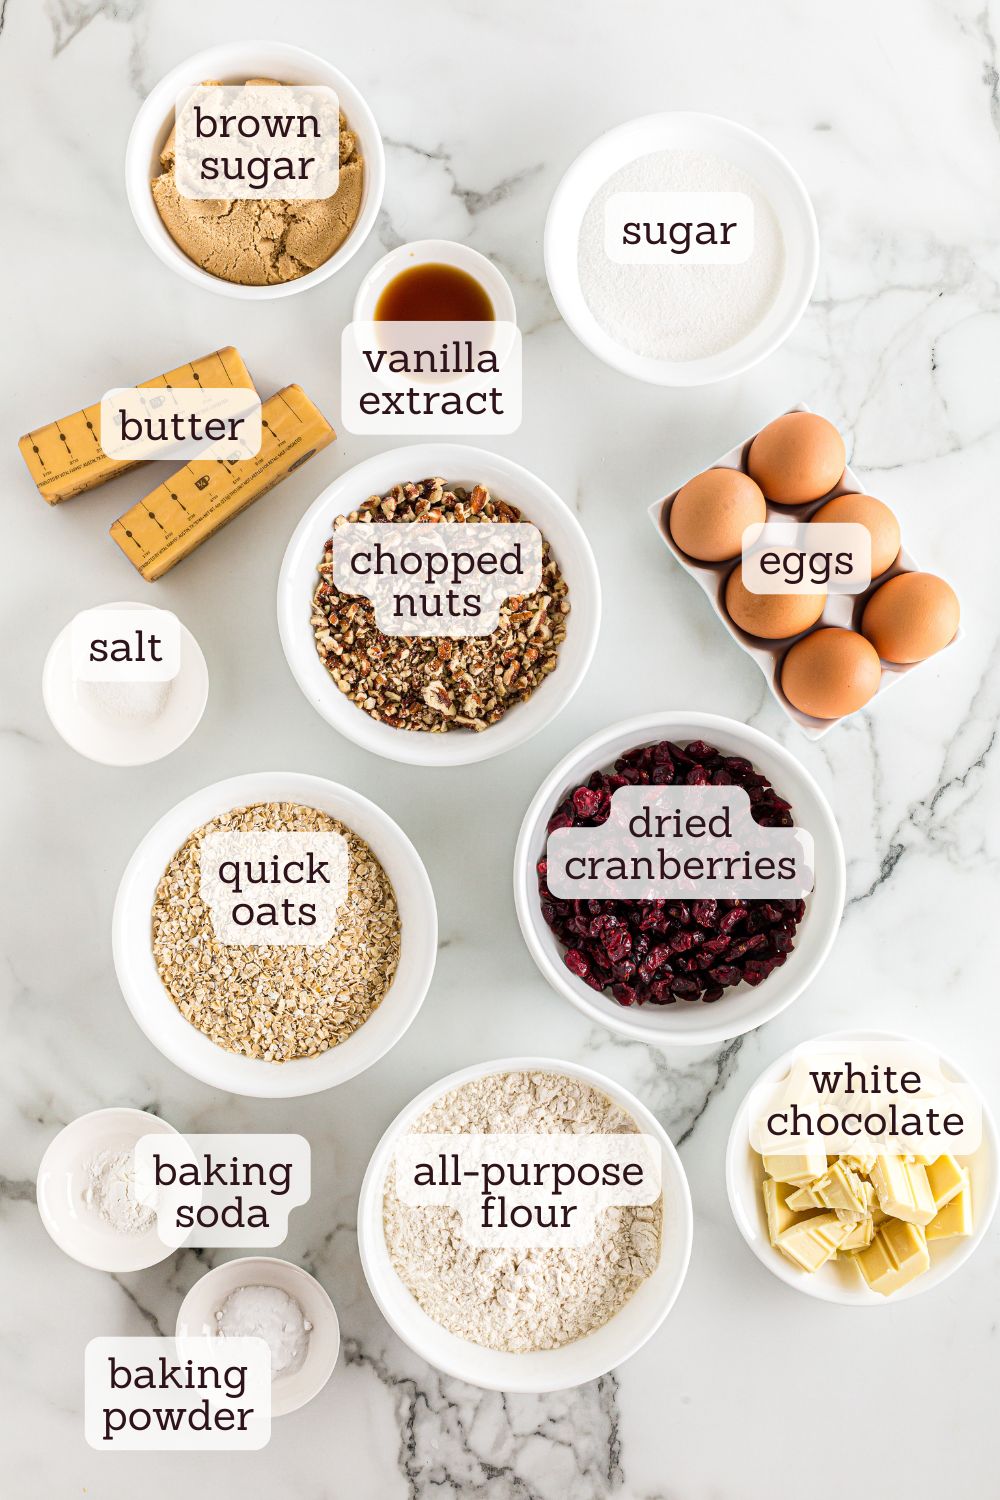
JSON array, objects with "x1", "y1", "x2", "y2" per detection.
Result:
[{"x1": 514, "y1": 713, "x2": 845, "y2": 1045}]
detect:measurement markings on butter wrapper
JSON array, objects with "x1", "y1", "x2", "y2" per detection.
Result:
[{"x1": 109, "y1": 385, "x2": 333, "y2": 581}]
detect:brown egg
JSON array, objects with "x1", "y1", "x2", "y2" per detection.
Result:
[
  {"x1": 810, "y1": 493, "x2": 901, "y2": 578},
  {"x1": 725, "y1": 563, "x2": 826, "y2": 640},
  {"x1": 861, "y1": 572, "x2": 960, "y2": 663},
  {"x1": 668, "y1": 468, "x2": 767, "y2": 562},
  {"x1": 781, "y1": 628, "x2": 882, "y2": 719},
  {"x1": 748, "y1": 412, "x2": 846, "y2": 504}
]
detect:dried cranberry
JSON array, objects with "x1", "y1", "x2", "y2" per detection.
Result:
[{"x1": 536, "y1": 737, "x2": 806, "y2": 1011}]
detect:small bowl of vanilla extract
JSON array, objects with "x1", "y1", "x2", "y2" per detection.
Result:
[{"x1": 352, "y1": 238, "x2": 516, "y2": 325}]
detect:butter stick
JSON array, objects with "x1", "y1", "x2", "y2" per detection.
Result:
[
  {"x1": 110, "y1": 384, "x2": 335, "y2": 581},
  {"x1": 19, "y1": 346, "x2": 255, "y2": 504}
]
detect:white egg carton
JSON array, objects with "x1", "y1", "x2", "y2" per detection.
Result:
[{"x1": 647, "y1": 404, "x2": 962, "y2": 739}]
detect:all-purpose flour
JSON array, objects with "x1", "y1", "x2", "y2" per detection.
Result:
[
  {"x1": 578, "y1": 149, "x2": 785, "y2": 361},
  {"x1": 383, "y1": 1071, "x2": 662, "y2": 1353}
]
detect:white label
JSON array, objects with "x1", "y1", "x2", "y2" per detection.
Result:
[
  {"x1": 174, "y1": 84, "x2": 341, "y2": 200},
  {"x1": 604, "y1": 191, "x2": 754, "y2": 264},
  {"x1": 741, "y1": 522, "x2": 872, "y2": 594},
  {"x1": 99, "y1": 388, "x2": 261, "y2": 462},
  {"x1": 85, "y1": 1337, "x2": 270, "y2": 1450},
  {"x1": 71, "y1": 607, "x2": 181, "y2": 682},
  {"x1": 751, "y1": 1042, "x2": 983, "y2": 1155},
  {"x1": 198, "y1": 831, "x2": 349, "y2": 945},
  {"x1": 546, "y1": 785, "x2": 814, "y2": 900},
  {"x1": 341, "y1": 321, "x2": 522, "y2": 433},
  {"x1": 330, "y1": 522, "x2": 542, "y2": 635},
  {"x1": 135, "y1": 1134, "x2": 311, "y2": 1248},
  {"x1": 393, "y1": 1133, "x2": 661, "y2": 1247}
]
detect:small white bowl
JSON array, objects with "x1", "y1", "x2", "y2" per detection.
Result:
[
  {"x1": 725, "y1": 1030, "x2": 1000, "y2": 1304},
  {"x1": 42, "y1": 601, "x2": 209, "y2": 767},
  {"x1": 357, "y1": 1056, "x2": 692, "y2": 1392},
  {"x1": 277, "y1": 443, "x2": 601, "y2": 767},
  {"x1": 514, "y1": 712, "x2": 845, "y2": 1047},
  {"x1": 352, "y1": 238, "x2": 517, "y2": 324},
  {"x1": 36, "y1": 1107, "x2": 178, "y2": 1272},
  {"x1": 112, "y1": 771, "x2": 437, "y2": 1097},
  {"x1": 125, "y1": 42, "x2": 385, "y2": 300},
  {"x1": 545, "y1": 112, "x2": 819, "y2": 386},
  {"x1": 176, "y1": 1257, "x2": 340, "y2": 1416}
]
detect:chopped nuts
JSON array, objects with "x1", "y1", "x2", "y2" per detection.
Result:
[
  {"x1": 151, "y1": 802, "x2": 400, "y2": 1063},
  {"x1": 311, "y1": 477, "x2": 570, "y2": 732}
]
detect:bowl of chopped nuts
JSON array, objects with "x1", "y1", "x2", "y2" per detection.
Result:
[
  {"x1": 112, "y1": 771, "x2": 437, "y2": 1097},
  {"x1": 277, "y1": 443, "x2": 601, "y2": 765}
]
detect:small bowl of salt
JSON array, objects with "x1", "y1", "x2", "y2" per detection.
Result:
[
  {"x1": 43, "y1": 600, "x2": 209, "y2": 766},
  {"x1": 545, "y1": 112, "x2": 819, "y2": 386},
  {"x1": 176, "y1": 1257, "x2": 340, "y2": 1417},
  {"x1": 36, "y1": 1105, "x2": 178, "y2": 1272}
]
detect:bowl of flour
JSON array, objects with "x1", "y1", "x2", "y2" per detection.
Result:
[
  {"x1": 358, "y1": 1057, "x2": 692, "y2": 1392},
  {"x1": 545, "y1": 112, "x2": 819, "y2": 386}
]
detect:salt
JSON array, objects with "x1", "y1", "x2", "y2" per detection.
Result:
[
  {"x1": 78, "y1": 678, "x2": 171, "y2": 723},
  {"x1": 577, "y1": 149, "x2": 785, "y2": 361}
]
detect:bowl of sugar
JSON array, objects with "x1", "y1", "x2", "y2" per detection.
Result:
[{"x1": 545, "y1": 112, "x2": 819, "y2": 386}]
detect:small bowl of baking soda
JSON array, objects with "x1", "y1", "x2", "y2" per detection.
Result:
[
  {"x1": 36, "y1": 1106, "x2": 179, "y2": 1272},
  {"x1": 545, "y1": 112, "x2": 819, "y2": 386}
]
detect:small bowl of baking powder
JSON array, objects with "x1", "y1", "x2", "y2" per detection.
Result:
[{"x1": 545, "y1": 112, "x2": 819, "y2": 386}]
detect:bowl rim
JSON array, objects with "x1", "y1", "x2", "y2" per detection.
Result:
[
  {"x1": 124, "y1": 40, "x2": 386, "y2": 300},
  {"x1": 544, "y1": 109, "x2": 820, "y2": 387},
  {"x1": 175, "y1": 1254, "x2": 341, "y2": 1416},
  {"x1": 36, "y1": 1106, "x2": 179, "y2": 1272},
  {"x1": 356, "y1": 1053, "x2": 693, "y2": 1392},
  {"x1": 112, "y1": 770, "x2": 437, "y2": 1097},
  {"x1": 276, "y1": 441, "x2": 602, "y2": 766},
  {"x1": 724, "y1": 1027, "x2": 1000, "y2": 1305},
  {"x1": 513, "y1": 711, "x2": 846, "y2": 1046}
]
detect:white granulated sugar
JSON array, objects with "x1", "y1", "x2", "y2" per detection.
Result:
[
  {"x1": 578, "y1": 149, "x2": 786, "y2": 361},
  {"x1": 383, "y1": 1071, "x2": 662, "y2": 1353}
]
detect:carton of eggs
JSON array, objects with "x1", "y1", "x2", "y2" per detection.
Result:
[{"x1": 648, "y1": 405, "x2": 961, "y2": 736}]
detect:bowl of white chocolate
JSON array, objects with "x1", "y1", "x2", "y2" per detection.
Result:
[{"x1": 725, "y1": 1030, "x2": 998, "y2": 1304}]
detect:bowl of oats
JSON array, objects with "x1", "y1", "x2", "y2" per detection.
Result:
[
  {"x1": 277, "y1": 443, "x2": 601, "y2": 766},
  {"x1": 112, "y1": 772, "x2": 437, "y2": 1097}
]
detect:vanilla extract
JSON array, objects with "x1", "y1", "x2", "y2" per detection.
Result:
[{"x1": 362, "y1": 340, "x2": 500, "y2": 375}]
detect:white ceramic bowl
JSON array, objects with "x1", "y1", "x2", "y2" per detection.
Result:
[
  {"x1": 42, "y1": 601, "x2": 209, "y2": 767},
  {"x1": 514, "y1": 713, "x2": 845, "y2": 1047},
  {"x1": 176, "y1": 1257, "x2": 340, "y2": 1416},
  {"x1": 125, "y1": 42, "x2": 385, "y2": 299},
  {"x1": 545, "y1": 112, "x2": 819, "y2": 386},
  {"x1": 352, "y1": 238, "x2": 516, "y2": 324},
  {"x1": 725, "y1": 1030, "x2": 1000, "y2": 1304},
  {"x1": 113, "y1": 771, "x2": 436, "y2": 1097},
  {"x1": 277, "y1": 443, "x2": 601, "y2": 766},
  {"x1": 36, "y1": 1107, "x2": 178, "y2": 1272},
  {"x1": 357, "y1": 1056, "x2": 692, "y2": 1392}
]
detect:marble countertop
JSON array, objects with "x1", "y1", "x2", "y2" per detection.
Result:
[{"x1": 3, "y1": 0, "x2": 999, "y2": 1495}]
